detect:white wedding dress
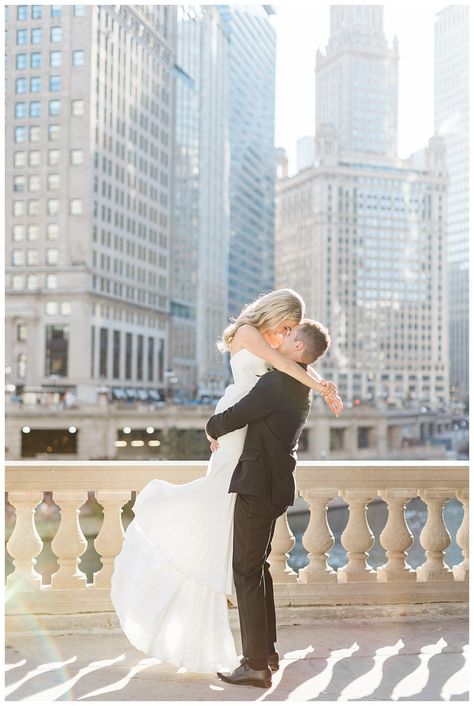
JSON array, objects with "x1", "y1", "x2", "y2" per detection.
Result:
[{"x1": 111, "y1": 348, "x2": 269, "y2": 673}]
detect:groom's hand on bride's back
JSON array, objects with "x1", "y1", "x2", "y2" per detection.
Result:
[{"x1": 206, "y1": 431, "x2": 219, "y2": 452}]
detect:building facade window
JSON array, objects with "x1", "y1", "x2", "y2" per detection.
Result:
[
  {"x1": 46, "y1": 248, "x2": 59, "y2": 265},
  {"x1": 49, "y1": 75, "x2": 61, "y2": 91},
  {"x1": 29, "y1": 125, "x2": 40, "y2": 142},
  {"x1": 125, "y1": 332, "x2": 132, "y2": 379},
  {"x1": 14, "y1": 126, "x2": 26, "y2": 143},
  {"x1": 27, "y1": 199, "x2": 40, "y2": 216},
  {"x1": 12, "y1": 275, "x2": 25, "y2": 290},
  {"x1": 46, "y1": 301, "x2": 58, "y2": 315},
  {"x1": 31, "y1": 28, "x2": 42, "y2": 44},
  {"x1": 50, "y1": 51, "x2": 61, "y2": 67},
  {"x1": 46, "y1": 274, "x2": 58, "y2": 289},
  {"x1": 15, "y1": 101, "x2": 26, "y2": 118},
  {"x1": 28, "y1": 175, "x2": 40, "y2": 192},
  {"x1": 27, "y1": 224, "x2": 39, "y2": 240},
  {"x1": 45, "y1": 325, "x2": 69, "y2": 377},
  {"x1": 12, "y1": 225, "x2": 25, "y2": 241},
  {"x1": 99, "y1": 328, "x2": 108, "y2": 378},
  {"x1": 30, "y1": 52, "x2": 41, "y2": 68},
  {"x1": 148, "y1": 337, "x2": 154, "y2": 382},
  {"x1": 48, "y1": 124, "x2": 60, "y2": 140},
  {"x1": 29, "y1": 150, "x2": 40, "y2": 166},
  {"x1": 50, "y1": 27, "x2": 62, "y2": 42},
  {"x1": 48, "y1": 149, "x2": 60, "y2": 165},
  {"x1": 51, "y1": 5, "x2": 62, "y2": 17},
  {"x1": 30, "y1": 76, "x2": 41, "y2": 93},
  {"x1": 71, "y1": 99, "x2": 84, "y2": 116},
  {"x1": 46, "y1": 223, "x2": 59, "y2": 240},
  {"x1": 72, "y1": 50, "x2": 85, "y2": 67},
  {"x1": 17, "y1": 354, "x2": 27, "y2": 379},
  {"x1": 26, "y1": 249, "x2": 39, "y2": 265},
  {"x1": 16, "y1": 53, "x2": 27, "y2": 69},
  {"x1": 13, "y1": 151, "x2": 26, "y2": 167},
  {"x1": 29, "y1": 100, "x2": 41, "y2": 117},
  {"x1": 69, "y1": 198, "x2": 83, "y2": 215},
  {"x1": 49, "y1": 99, "x2": 60, "y2": 116},
  {"x1": 47, "y1": 173, "x2": 60, "y2": 190},
  {"x1": 70, "y1": 149, "x2": 83, "y2": 165},
  {"x1": 26, "y1": 275, "x2": 38, "y2": 290},
  {"x1": 17, "y1": 323, "x2": 28, "y2": 342},
  {"x1": 113, "y1": 330, "x2": 121, "y2": 378},
  {"x1": 17, "y1": 6, "x2": 28, "y2": 21},
  {"x1": 13, "y1": 175, "x2": 26, "y2": 192},
  {"x1": 73, "y1": 5, "x2": 86, "y2": 16},
  {"x1": 31, "y1": 6, "x2": 43, "y2": 19},
  {"x1": 15, "y1": 78, "x2": 26, "y2": 94},
  {"x1": 12, "y1": 249, "x2": 25, "y2": 266},
  {"x1": 137, "y1": 335, "x2": 144, "y2": 380},
  {"x1": 13, "y1": 200, "x2": 25, "y2": 216},
  {"x1": 47, "y1": 199, "x2": 60, "y2": 216},
  {"x1": 16, "y1": 30, "x2": 27, "y2": 45}
]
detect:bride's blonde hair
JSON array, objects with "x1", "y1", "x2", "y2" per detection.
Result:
[{"x1": 218, "y1": 288, "x2": 305, "y2": 352}]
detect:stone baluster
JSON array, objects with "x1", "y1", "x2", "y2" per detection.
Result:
[
  {"x1": 453, "y1": 489, "x2": 469, "y2": 581},
  {"x1": 337, "y1": 490, "x2": 377, "y2": 582},
  {"x1": 94, "y1": 491, "x2": 131, "y2": 588},
  {"x1": 6, "y1": 492, "x2": 44, "y2": 590},
  {"x1": 377, "y1": 490, "x2": 416, "y2": 582},
  {"x1": 268, "y1": 512, "x2": 297, "y2": 582},
  {"x1": 51, "y1": 491, "x2": 88, "y2": 589},
  {"x1": 298, "y1": 489, "x2": 337, "y2": 584},
  {"x1": 416, "y1": 489, "x2": 454, "y2": 582}
]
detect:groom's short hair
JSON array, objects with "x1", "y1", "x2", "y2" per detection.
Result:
[{"x1": 295, "y1": 319, "x2": 331, "y2": 364}]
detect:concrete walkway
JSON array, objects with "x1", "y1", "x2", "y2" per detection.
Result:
[{"x1": 5, "y1": 613, "x2": 468, "y2": 701}]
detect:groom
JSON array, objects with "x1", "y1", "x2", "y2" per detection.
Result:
[{"x1": 206, "y1": 320, "x2": 342, "y2": 688}]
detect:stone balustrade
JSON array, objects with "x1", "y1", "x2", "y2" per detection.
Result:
[{"x1": 5, "y1": 461, "x2": 468, "y2": 618}]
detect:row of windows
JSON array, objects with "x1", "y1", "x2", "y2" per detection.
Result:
[
  {"x1": 12, "y1": 223, "x2": 58, "y2": 241},
  {"x1": 13, "y1": 162, "x2": 83, "y2": 191},
  {"x1": 14, "y1": 5, "x2": 85, "y2": 20},
  {"x1": 16, "y1": 50, "x2": 62, "y2": 68},
  {"x1": 14, "y1": 99, "x2": 61, "y2": 118},
  {"x1": 14, "y1": 54, "x2": 84, "y2": 91},
  {"x1": 16, "y1": 27, "x2": 64, "y2": 44},
  {"x1": 13, "y1": 125, "x2": 75, "y2": 144},
  {"x1": 15, "y1": 97, "x2": 66, "y2": 119},
  {"x1": 12, "y1": 198, "x2": 84, "y2": 217},
  {"x1": 13, "y1": 143, "x2": 84, "y2": 167},
  {"x1": 11, "y1": 248, "x2": 59, "y2": 266},
  {"x1": 10, "y1": 273, "x2": 58, "y2": 290}
]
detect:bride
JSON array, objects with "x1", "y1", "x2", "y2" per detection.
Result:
[{"x1": 111, "y1": 288, "x2": 340, "y2": 673}]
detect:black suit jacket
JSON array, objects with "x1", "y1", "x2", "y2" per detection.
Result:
[{"x1": 206, "y1": 367, "x2": 311, "y2": 507}]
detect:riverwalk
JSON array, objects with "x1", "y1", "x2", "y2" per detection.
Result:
[{"x1": 5, "y1": 607, "x2": 468, "y2": 701}]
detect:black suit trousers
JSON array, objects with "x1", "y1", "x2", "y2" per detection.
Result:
[{"x1": 233, "y1": 493, "x2": 288, "y2": 661}]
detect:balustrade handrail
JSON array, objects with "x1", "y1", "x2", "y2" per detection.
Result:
[
  {"x1": 5, "y1": 461, "x2": 469, "y2": 619},
  {"x1": 5, "y1": 460, "x2": 468, "y2": 492}
]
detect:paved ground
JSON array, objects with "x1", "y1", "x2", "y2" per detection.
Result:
[{"x1": 5, "y1": 614, "x2": 468, "y2": 701}]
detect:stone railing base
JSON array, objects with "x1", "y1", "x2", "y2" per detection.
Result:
[{"x1": 5, "y1": 602, "x2": 468, "y2": 636}]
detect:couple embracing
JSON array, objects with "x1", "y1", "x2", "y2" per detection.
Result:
[{"x1": 111, "y1": 288, "x2": 343, "y2": 689}]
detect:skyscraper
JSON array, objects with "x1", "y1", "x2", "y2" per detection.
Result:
[
  {"x1": 434, "y1": 6, "x2": 469, "y2": 403},
  {"x1": 5, "y1": 5, "x2": 175, "y2": 404},
  {"x1": 216, "y1": 5, "x2": 277, "y2": 318},
  {"x1": 276, "y1": 6, "x2": 449, "y2": 407},
  {"x1": 171, "y1": 6, "x2": 229, "y2": 399},
  {"x1": 315, "y1": 5, "x2": 399, "y2": 158}
]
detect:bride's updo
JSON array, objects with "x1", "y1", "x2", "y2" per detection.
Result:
[{"x1": 218, "y1": 288, "x2": 305, "y2": 352}]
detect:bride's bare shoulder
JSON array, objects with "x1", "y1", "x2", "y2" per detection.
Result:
[{"x1": 232, "y1": 324, "x2": 258, "y2": 352}]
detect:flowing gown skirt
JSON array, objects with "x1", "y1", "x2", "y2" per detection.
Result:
[{"x1": 111, "y1": 427, "x2": 247, "y2": 673}]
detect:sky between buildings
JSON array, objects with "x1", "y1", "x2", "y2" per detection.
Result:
[{"x1": 273, "y1": 1, "x2": 453, "y2": 174}]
